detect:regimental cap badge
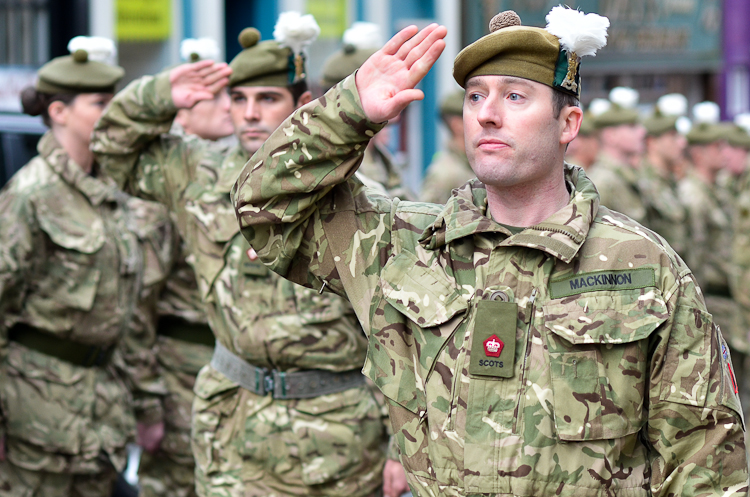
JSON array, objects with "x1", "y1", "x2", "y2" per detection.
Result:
[{"x1": 484, "y1": 335, "x2": 504, "y2": 358}]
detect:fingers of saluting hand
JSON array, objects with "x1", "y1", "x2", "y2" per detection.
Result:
[{"x1": 404, "y1": 24, "x2": 448, "y2": 72}]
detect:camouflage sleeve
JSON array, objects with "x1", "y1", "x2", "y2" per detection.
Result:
[
  {"x1": 232, "y1": 75, "x2": 393, "y2": 304},
  {"x1": 91, "y1": 71, "x2": 178, "y2": 203},
  {"x1": 649, "y1": 271, "x2": 748, "y2": 495}
]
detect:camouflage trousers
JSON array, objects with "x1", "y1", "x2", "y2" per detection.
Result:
[
  {"x1": 139, "y1": 336, "x2": 213, "y2": 497},
  {"x1": 191, "y1": 364, "x2": 387, "y2": 497},
  {"x1": 0, "y1": 459, "x2": 117, "y2": 497}
]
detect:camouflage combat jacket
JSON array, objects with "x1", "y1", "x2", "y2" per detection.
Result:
[
  {"x1": 91, "y1": 71, "x2": 369, "y2": 374},
  {"x1": 420, "y1": 143, "x2": 473, "y2": 204},
  {"x1": 233, "y1": 77, "x2": 749, "y2": 497},
  {"x1": 587, "y1": 153, "x2": 647, "y2": 224},
  {"x1": 636, "y1": 160, "x2": 688, "y2": 257},
  {"x1": 0, "y1": 132, "x2": 172, "y2": 472}
]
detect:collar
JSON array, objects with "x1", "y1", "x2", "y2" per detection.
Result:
[
  {"x1": 419, "y1": 164, "x2": 599, "y2": 264},
  {"x1": 38, "y1": 132, "x2": 121, "y2": 206}
]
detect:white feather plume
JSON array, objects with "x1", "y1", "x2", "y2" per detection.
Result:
[
  {"x1": 545, "y1": 6, "x2": 609, "y2": 57},
  {"x1": 609, "y1": 87, "x2": 639, "y2": 109},
  {"x1": 273, "y1": 11, "x2": 320, "y2": 57},
  {"x1": 343, "y1": 22, "x2": 382, "y2": 50},
  {"x1": 68, "y1": 36, "x2": 117, "y2": 65},
  {"x1": 692, "y1": 101, "x2": 720, "y2": 124},
  {"x1": 180, "y1": 38, "x2": 221, "y2": 62},
  {"x1": 734, "y1": 113, "x2": 750, "y2": 134},
  {"x1": 587, "y1": 98, "x2": 611, "y2": 117},
  {"x1": 656, "y1": 93, "x2": 687, "y2": 117},
  {"x1": 676, "y1": 116, "x2": 692, "y2": 135}
]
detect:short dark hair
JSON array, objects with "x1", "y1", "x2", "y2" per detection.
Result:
[
  {"x1": 552, "y1": 89, "x2": 580, "y2": 119},
  {"x1": 288, "y1": 80, "x2": 309, "y2": 105}
]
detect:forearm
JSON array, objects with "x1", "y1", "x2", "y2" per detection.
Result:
[{"x1": 92, "y1": 71, "x2": 177, "y2": 189}]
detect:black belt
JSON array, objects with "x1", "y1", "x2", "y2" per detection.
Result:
[
  {"x1": 157, "y1": 316, "x2": 215, "y2": 347},
  {"x1": 9, "y1": 324, "x2": 114, "y2": 367}
]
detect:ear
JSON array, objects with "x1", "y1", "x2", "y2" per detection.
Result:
[
  {"x1": 296, "y1": 90, "x2": 313, "y2": 108},
  {"x1": 559, "y1": 105, "x2": 583, "y2": 146},
  {"x1": 47, "y1": 100, "x2": 69, "y2": 126}
]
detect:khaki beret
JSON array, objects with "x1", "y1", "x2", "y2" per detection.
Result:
[
  {"x1": 578, "y1": 111, "x2": 597, "y2": 136},
  {"x1": 686, "y1": 123, "x2": 724, "y2": 145},
  {"x1": 439, "y1": 90, "x2": 465, "y2": 116},
  {"x1": 229, "y1": 29, "x2": 298, "y2": 87},
  {"x1": 727, "y1": 125, "x2": 750, "y2": 149},
  {"x1": 643, "y1": 115, "x2": 678, "y2": 136},
  {"x1": 36, "y1": 51, "x2": 124, "y2": 94},
  {"x1": 320, "y1": 45, "x2": 377, "y2": 90},
  {"x1": 594, "y1": 105, "x2": 640, "y2": 128}
]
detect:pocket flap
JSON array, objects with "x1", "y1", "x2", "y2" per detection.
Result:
[
  {"x1": 381, "y1": 250, "x2": 467, "y2": 327},
  {"x1": 544, "y1": 288, "x2": 668, "y2": 345},
  {"x1": 36, "y1": 197, "x2": 105, "y2": 254}
]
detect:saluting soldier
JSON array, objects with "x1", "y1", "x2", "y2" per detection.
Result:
[
  {"x1": 91, "y1": 13, "x2": 397, "y2": 497},
  {"x1": 0, "y1": 37, "x2": 173, "y2": 496},
  {"x1": 135, "y1": 37, "x2": 234, "y2": 497},
  {"x1": 421, "y1": 90, "x2": 473, "y2": 204},
  {"x1": 234, "y1": 7, "x2": 748, "y2": 496},
  {"x1": 587, "y1": 86, "x2": 648, "y2": 224}
]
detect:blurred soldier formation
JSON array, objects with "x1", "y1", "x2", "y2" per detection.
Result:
[{"x1": 0, "y1": 6, "x2": 748, "y2": 497}]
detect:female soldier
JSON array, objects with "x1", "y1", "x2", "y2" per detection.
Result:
[{"x1": 0, "y1": 37, "x2": 172, "y2": 496}]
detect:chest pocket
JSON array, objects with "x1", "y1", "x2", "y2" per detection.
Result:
[
  {"x1": 184, "y1": 189, "x2": 239, "y2": 299},
  {"x1": 33, "y1": 195, "x2": 105, "y2": 313},
  {"x1": 374, "y1": 249, "x2": 468, "y2": 414},
  {"x1": 125, "y1": 196, "x2": 174, "y2": 288},
  {"x1": 543, "y1": 289, "x2": 668, "y2": 441}
]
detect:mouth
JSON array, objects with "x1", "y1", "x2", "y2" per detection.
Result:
[
  {"x1": 477, "y1": 138, "x2": 509, "y2": 151},
  {"x1": 242, "y1": 129, "x2": 267, "y2": 139}
]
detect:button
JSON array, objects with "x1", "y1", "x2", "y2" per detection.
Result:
[{"x1": 489, "y1": 290, "x2": 509, "y2": 302}]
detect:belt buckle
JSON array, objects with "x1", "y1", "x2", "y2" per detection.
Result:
[{"x1": 262, "y1": 369, "x2": 274, "y2": 396}]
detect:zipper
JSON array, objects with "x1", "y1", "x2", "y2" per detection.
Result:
[{"x1": 513, "y1": 288, "x2": 537, "y2": 433}]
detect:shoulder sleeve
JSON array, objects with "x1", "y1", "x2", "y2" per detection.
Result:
[
  {"x1": 91, "y1": 71, "x2": 185, "y2": 205},
  {"x1": 647, "y1": 271, "x2": 748, "y2": 496},
  {"x1": 231, "y1": 76, "x2": 397, "y2": 300}
]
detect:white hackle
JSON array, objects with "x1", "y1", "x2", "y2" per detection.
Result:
[
  {"x1": 273, "y1": 11, "x2": 320, "y2": 57},
  {"x1": 734, "y1": 113, "x2": 750, "y2": 134},
  {"x1": 545, "y1": 6, "x2": 609, "y2": 57},
  {"x1": 343, "y1": 22, "x2": 383, "y2": 50},
  {"x1": 68, "y1": 36, "x2": 117, "y2": 65},
  {"x1": 692, "y1": 101, "x2": 720, "y2": 124},
  {"x1": 609, "y1": 87, "x2": 639, "y2": 109},
  {"x1": 588, "y1": 98, "x2": 611, "y2": 117},
  {"x1": 656, "y1": 93, "x2": 688, "y2": 117},
  {"x1": 180, "y1": 38, "x2": 221, "y2": 62},
  {"x1": 676, "y1": 116, "x2": 692, "y2": 135}
]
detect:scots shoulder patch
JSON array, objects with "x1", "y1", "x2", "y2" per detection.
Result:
[{"x1": 549, "y1": 268, "x2": 655, "y2": 298}]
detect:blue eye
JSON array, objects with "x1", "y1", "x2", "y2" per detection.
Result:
[
  {"x1": 469, "y1": 93, "x2": 481, "y2": 102},
  {"x1": 509, "y1": 93, "x2": 520, "y2": 101}
]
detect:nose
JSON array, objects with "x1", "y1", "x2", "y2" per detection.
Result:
[
  {"x1": 244, "y1": 99, "x2": 260, "y2": 121},
  {"x1": 476, "y1": 94, "x2": 502, "y2": 128}
]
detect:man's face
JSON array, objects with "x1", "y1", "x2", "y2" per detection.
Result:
[
  {"x1": 651, "y1": 130, "x2": 686, "y2": 166},
  {"x1": 179, "y1": 89, "x2": 233, "y2": 141},
  {"x1": 230, "y1": 86, "x2": 298, "y2": 155},
  {"x1": 463, "y1": 75, "x2": 578, "y2": 189},
  {"x1": 721, "y1": 142, "x2": 748, "y2": 176},
  {"x1": 602, "y1": 123, "x2": 646, "y2": 157}
]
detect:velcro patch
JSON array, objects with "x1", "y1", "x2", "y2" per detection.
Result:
[{"x1": 549, "y1": 268, "x2": 655, "y2": 298}]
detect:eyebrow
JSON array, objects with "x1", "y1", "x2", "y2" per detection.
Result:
[{"x1": 465, "y1": 76, "x2": 535, "y2": 91}]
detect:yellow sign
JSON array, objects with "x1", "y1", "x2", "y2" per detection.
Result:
[
  {"x1": 307, "y1": 0, "x2": 347, "y2": 39},
  {"x1": 117, "y1": 0, "x2": 171, "y2": 41}
]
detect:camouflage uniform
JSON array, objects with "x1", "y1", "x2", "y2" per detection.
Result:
[
  {"x1": 233, "y1": 78, "x2": 749, "y2": 496},
  {"x1": 0, "y1": 132, "x2": 172, "y2": 495},
  {"x1": 136, "y1": 123, "x2": 227, "y2": 497},
  {"x1": 420, "y1": 144, "x2": 473, "y2": 204},
  {"x1": 587, "y1": 153, "x2": 647, "y2": 224},
  {"x1": 91, "y1": 72, "x2": 388, "y2": 497},
  {"x1": 636, "y1": 160, "x2": 688, "y2": 257},
  {"x1": 360, "y1": 142, "x2": 414, "y2": 200}
]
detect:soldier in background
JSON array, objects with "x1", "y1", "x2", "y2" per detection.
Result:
[
  {"x1": 136, "y1": 38, "x2": 234, "y2": 497},
  {"x1": 0, "y1": 37, "x2": 173, "y2": 496},
  {"x1": 420, "y1": 90, "x2": 471, "y2": 203},
  {"x1": 587, "y1": 87, "x2": 647, "y2": 224},
  {"x1": 233, "y1": 8, "x2": 748, "y2": 496},
  {"x1": 92, "y1": 13, "x2": 396, "y2": 497},
  {"x1": 638, "y1": 93, "x2": 689, "y2": 256},
  {"x1": 564, "y1": 107, "x2": 599, "y2": 171},
  {"x1": 321, "y1": 22, "x2": 414, "y2": 200}
]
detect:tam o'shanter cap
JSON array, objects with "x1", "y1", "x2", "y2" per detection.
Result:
[
  {"x1": 439, "y1": 90, "x2": 465, "y2": 116},
  {"x1": 229, "y1": 12, "x2": 319, "y2": 88},
  {"x1": 453, "y1": 7, "x2": 609, "y2": 98},
  {"x1": 321, "y1": 22, "x2": 382, "y2": 90},
  {"x1": 687, "y1": 101, "x2": 723, "y2": 145},
  {"x1": 181, "y1": 38, "x2": 221, "y2": 62},
  {"x1": 726, "y1": 113, "x2": 750, "y2": 149},
  {"x1": 595, "y1": 87, "x2": 640, "y2": 128},
  {"x1": 37, "y1": 36, "x2": 124, "y2": 94},
  {"x1": 643, "y1": 93, "x2": 687, "y2": 136}
]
